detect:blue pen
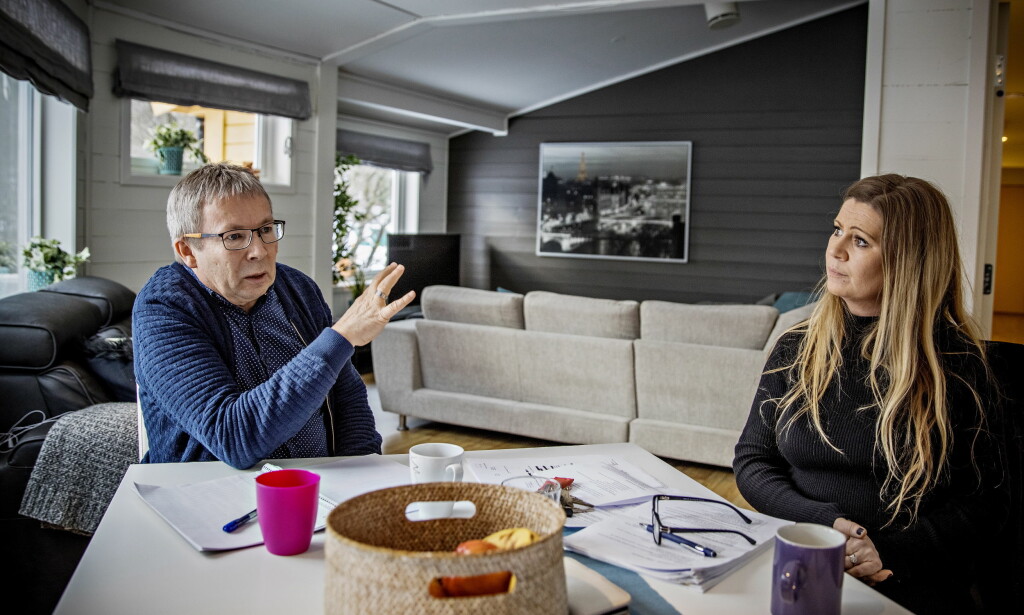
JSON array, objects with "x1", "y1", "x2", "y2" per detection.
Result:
[
  {"x1": 640, "y1": 523, "x2": 717, "y2": 557},
  {"x1": 223, "y1": 509, "x2": 258, "y2": 533},
  {"x1": 222, "y1": 464, "x2": 287, "y2": 533}
]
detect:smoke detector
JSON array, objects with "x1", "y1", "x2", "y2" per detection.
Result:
[{"x1": 705, "y1": 2, "x2": 740, "y2": 30}]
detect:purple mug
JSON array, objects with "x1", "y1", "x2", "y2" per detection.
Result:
[{"x1": 771, "y1": 523, "x2": 845, "y2": 615}]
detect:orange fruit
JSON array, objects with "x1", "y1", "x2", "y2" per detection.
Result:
[{"x1": 455, "y1": 539, "x2": 499, "y2": 555}]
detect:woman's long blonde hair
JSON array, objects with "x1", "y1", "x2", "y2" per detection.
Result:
[{"x1": 776, "y1": 174, "x2": 986, "y2": 527}]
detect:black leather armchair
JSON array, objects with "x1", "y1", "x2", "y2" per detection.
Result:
[{"x1": 0, "y1": 276, "x2": 135, "y2": 522}]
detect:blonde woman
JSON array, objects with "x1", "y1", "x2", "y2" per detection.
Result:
[{"x1": 733, "y1": 175, "x2": 1012, "y2": 614}]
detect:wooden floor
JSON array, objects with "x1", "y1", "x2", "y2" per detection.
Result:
[{"x1": 366, "y1": 376, "x2": 750, "y2": 509}]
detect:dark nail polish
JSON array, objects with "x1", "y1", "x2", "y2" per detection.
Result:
[{"x1": 856, "y1": 527, "x2": 865, "y2": 536}]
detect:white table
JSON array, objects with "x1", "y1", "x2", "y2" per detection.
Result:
[{"x1": 56, "y1": 442, "x2": 910, "y2": 614}]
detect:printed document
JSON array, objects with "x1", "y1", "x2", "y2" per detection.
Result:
[
  {"x1": 134, "y1": 456, "x2": 409, "y2": 551},
  {"x1": 563, "y1": 500, "x2": 790, "y2": 591},
  {"x1": 468, "y1": 454, "x2": 666, "y2": 507}
]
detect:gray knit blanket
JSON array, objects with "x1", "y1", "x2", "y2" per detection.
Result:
[{"x1": 19, "y1": 402, "x2": 138, "y2": 534}]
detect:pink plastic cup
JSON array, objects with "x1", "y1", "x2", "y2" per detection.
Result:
[{"x1": 255, "y1": 469, "x2": 320, "y2": 556}]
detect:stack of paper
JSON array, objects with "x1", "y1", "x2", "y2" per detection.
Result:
[
  {"x1": 466, "y1": 454, "x2": 667, "y2": 528},
  {"x1": 134, "y1": 455, "x2": 410, "y2": 551},
  {"x1": 467, "y1": 453, "x2": 789, "y2": 591},
  {"x1": 562, "y1": 501, "x2": 789, "y2": 591}
]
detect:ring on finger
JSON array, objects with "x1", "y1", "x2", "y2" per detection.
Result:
[
  {"x1": 848, "y1": 553, "x2": 858, "y2": 565},
  {"x1": 375, "y1": 289, "x2": 388, "y2": 301}
]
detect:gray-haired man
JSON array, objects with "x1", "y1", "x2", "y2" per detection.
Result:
[{"x1": 134, "y1": 163, "x2": 413, "y2": 469}]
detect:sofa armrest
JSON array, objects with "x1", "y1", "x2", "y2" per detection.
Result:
[
  {"x1": 42, "y1": 276, "x2": 136, "y2": 327},
  {"x1": 371, "y1": 320, "x2": 422, "y2": 413},
  {"x1": 0, "y1": 292, "x2": 104, "y2": 371}
]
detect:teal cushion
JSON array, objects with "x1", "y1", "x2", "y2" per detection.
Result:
[{"x1": 774, "y1": 291, "x2": 814, "y2": 313}]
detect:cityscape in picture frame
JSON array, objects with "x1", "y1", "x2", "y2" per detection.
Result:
[{"x1": 536, "y1": 141, "x2": 692, "y2": 263}]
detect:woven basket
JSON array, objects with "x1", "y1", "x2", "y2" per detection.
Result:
[{"x1": 325, "y1": 482, "x2": 567, "y2": 614}]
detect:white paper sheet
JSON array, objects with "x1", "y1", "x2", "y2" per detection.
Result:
[
  {"x1": 134, "y1": 456, "x2": 410, "y2": 551},
  {"x1": 467, "y1": 454, "x2": 666, "y2": 507},
  {"x1": 563, "y1": 499, "x2": 790, "y2": 590}
]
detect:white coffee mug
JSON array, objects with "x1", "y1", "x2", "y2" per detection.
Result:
[{"x1": 408, "y1": 443, "x2": 464, "y2": 519}]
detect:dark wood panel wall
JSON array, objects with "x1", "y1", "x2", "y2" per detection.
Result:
[{"x1": 448, "y1": 6, "x2": 867, "y2": 304}]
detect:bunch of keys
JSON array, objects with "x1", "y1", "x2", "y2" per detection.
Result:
[{"x1": 549, "y1": 477, "x2": 594, "y2": 517}]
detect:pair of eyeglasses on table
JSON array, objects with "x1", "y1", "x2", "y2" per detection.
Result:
[{"x1": 640, "y1": 494, "x2": 756, "y2": 558}]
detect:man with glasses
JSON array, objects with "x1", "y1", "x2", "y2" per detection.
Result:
[{"x1": 134, "y1": 163, "x2": 414, "y2": 469}]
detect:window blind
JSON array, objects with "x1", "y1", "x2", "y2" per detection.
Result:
[
  {"x1": 112, "y1": 40, "x2": 312, "y2": 121},
  {"x1": 337, "y1": 129, "x2": 433, "y2": 175},
  {"x1": 0, "y1": 0, "x2": 93, "y2": 111}
]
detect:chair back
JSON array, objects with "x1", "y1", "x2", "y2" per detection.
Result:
[
  {"x1": 977, "y1": 341, "x2": 1024, "y2": 609},
  {"x1": 136, "y1": 384, "x2": 149, "y2": 462}
]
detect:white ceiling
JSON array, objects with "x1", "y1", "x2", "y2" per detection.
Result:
[{"x1": 97, "y1": 0, "x2": 863, "y2": 135}]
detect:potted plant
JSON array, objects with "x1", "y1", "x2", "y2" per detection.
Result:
[
  {"x1": 21, "y1": 237, "x2": 90, "y2": 290},
  {"x1": 332, "y1": 153, "x2": 365, "y2": 302},
  {"x1": 145, "y1": 121, "x2": 209, "y2": 175},
  {"x1": 333, "y1": 257, "x2": 366, "y2": 302}
]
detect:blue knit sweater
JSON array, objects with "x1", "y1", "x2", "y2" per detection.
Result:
[{"x1": 133, "y1": 262, "x2": 382, "y2": 469}]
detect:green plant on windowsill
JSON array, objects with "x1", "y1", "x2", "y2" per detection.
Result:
[
  {"x1": 332, "y1": 153, "x2": 367, "y2": 301},
  {"x1": 21, "y1": 237, "x2": 90, "y2": 289},
  {"x1": 145, "y1": 121, "x2": 210, "y2": 174}
]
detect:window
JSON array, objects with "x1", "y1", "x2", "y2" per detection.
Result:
[
  {"x1": 125, "y1": 99, "x2": 294, "y2": 186},
  {"x1": 0, "y1": 77, "x2": 35, "y2": 298},
  {"x1": 340, "y1": 164, "x2": 420, "y2": 274},
  {"x1": 0, "y1": 77, "x2": 77, "y2": 298}
]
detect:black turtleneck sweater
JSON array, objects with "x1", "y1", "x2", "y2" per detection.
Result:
[{"x1": 733, "y1": 316, "x2": 1008, "y2": 614}]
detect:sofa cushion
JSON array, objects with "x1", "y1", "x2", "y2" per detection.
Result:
[
  {"x1": 421, "y1": 285, "x2": 524, "y2": 329},
  {"x1": 640, "y1": 301, "x2": 778, "y2": 350},
  {"x1": 764, "y1": 301, "x2": 817, "y2": 351},
  {"x1": 415, "y1": 320, "x2": 520, "y2": 399},
  {"x1": 629, "y1": 419, "x2": 740, "y2": 469},
  {"x1": 0, "y1": 361, "x2": 110, "y2": 431},
  {"x1": 634, "y1": 340, "x2": 764, "y2": 431},
  {"x1": 517, "y1": 330, "x2": 636, "y2": 418},
  {"x1": 773, "y1": 291, "x2": 814, "y2": 313},
  {"x1": 524, "y1": 291, "x2": 639, "y2": 340},
  {"x1": 405, "y1": 389, "x2": 631, "y2": 444},
  {"x1": 0, "y1": 292, "x2": 104, "y2": 370}
]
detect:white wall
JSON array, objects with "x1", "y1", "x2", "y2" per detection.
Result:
[
  {"x1": 861, "y1": 0, "x2": 999, "y2": 332},
  {"x1": 84, "y1": 7, "x2": 334, "y2": 294}
]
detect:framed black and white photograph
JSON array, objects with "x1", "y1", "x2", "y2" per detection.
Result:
[{"x1": 536, "y1": 141, "x2": 692, "y2": 263}]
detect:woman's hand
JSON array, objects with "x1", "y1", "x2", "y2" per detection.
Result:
[
  {"x1": 331, "y1": 263, "x2": 415, "y2": 346},
  {"x1": 832, "y1": 518, "x2": 894, "y2": 586}
]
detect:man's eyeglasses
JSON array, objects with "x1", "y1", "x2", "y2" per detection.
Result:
[
  {"x1": 184, "y1": 220, "x2": 286, "y2": 251},
  {"x1": 650, "y1": 495, "x2": 756, "y2": 553}
]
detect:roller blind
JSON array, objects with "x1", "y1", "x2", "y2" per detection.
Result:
[
  {"x1": 112, "y1": 40, "x2": 312, "y2": 121},
  {"x1": 0, "y1": 0, "x2": 93, "y2": 111},
  {"x1": 337, "y1": 129, "x2": 433, "y2": 175}
]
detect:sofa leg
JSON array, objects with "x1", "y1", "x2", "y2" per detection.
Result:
[{"x1": 397, "y1": 415, "x2": 408, "y2": 431}]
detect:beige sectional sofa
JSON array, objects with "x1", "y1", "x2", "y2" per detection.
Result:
[{"x1": 372, "y1": 286, "x2": 815, "y2": 467}]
